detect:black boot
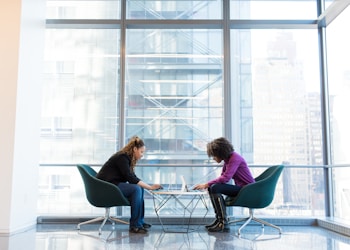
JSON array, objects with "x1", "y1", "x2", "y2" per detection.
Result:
[
  {"x1": 207, "y1": 194, "x2": 230, "y2": 232},
  {"x1": 207, "y1": 219, "x2": 230, "y2": 232},
  {"x1": 205, "y1": 218, "x2": 219, "y2": 229},
  {"x1": 206, "y1": 194, "x2": 219, "y2": 228}
]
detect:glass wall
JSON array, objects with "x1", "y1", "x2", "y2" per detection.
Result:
[
  {"x1": 46, "y1": 0, "x2": 121, "y2": 19},
  {"x1": 327, "y1": 6, "x2": 350, "y2": 221},
  {"x1": 230, "y1": 0, "x2": 317, "y2": 19},
  {"x1": 231, "y1": 29, "x2": 322, "y2": 166},
  {"x1": 230, "y1": 28, "x2": 324, "y2": 216},
  {"x1": 125, "y1": 29, "x2": 223, "y2": 162},
  {"x1": 127, "y1": 0, "x2": 222, "y2": 19},
  {"x1": 42, "y1": 29, "x2": 120, "y2": 164},
  {"x1": 39, "y1": 0, "x2": 349, "y2": 222}
]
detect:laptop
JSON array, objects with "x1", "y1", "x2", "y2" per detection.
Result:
[
  {"x1": 159, "y1": 175, "x2": 202, "y2": 193},
  {"x1": 180, "y1": 175, "x2": 189, "y2": 192}
]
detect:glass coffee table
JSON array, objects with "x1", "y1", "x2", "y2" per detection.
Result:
[{"x1": 151, "y1": 190, "x2": 209, "y2": 233}]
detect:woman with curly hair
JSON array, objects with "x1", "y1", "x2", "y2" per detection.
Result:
[
  {"x1": 97, "y1": 136, "x2": 162, "y2": 234},
  {"x1": 193, "y1": 137, "x2": 255, "y2": 232}
]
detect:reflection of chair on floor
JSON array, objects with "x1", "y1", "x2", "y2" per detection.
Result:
[
  {"x1": 155, "y1": 232, "x2": 209, "y2": 249},
  {"x1": 78, "y1": 230, "x2": 129, "y2": 244},
  {"x1": 77, "y1": 164, "x2": 130, "y2": 235},
  {"x1": 225, "y1": 165, "x2": 284, "y2": 235}
]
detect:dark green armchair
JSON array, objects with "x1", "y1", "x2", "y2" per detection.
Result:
[
  {"x1": 225, "y1": 165, "x2": 284, "y2": 235},
  {"x1": 77, "y1": 164, "x2": 130, "y2": 234}
]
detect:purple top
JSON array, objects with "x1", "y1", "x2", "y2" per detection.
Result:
[{"x1": 207, "y1": 152, "x2": 255, "y2": 187}]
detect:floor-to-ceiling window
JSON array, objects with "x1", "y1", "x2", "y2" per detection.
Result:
[
  {"x1": 38, "y1": 0, "x2": 350, "y2": 223},
  {"x1": 231, "y1": 28, "x2": 324, "y2": 215},
  {"x1": 327, "y1": 6, "x2": 350, "y2": 221}
]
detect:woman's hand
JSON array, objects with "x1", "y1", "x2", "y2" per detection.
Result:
[
  {"x1": 193, "y1": 183, "x2": 208, "y2": 190},
  {"x1": 137, "y1": 181, "x2": 162, "y2": 190},
  {"x1": 150, "y1": 184, "x2": 163, "y2": 190}
]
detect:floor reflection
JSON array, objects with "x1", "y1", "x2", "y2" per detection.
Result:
[{"x1": 1, "y1": 224, "x2": 350, "y2": 250}]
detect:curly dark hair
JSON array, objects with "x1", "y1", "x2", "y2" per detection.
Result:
[
  {"x1": 207, "y1": 137, "x2": 234, "y2": 160},
  {"x1": 120, "y1": 136, "x2": 145, "y2": 171}
]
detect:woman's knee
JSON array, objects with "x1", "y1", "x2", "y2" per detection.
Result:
[
  {"x1": 209, "y1": 184, "x2": 221, "y2": 194},
  {"x1": 132, "y1": 185, "x2": 144, "y2": 198}
]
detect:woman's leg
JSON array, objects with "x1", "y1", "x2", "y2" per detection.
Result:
[
  {"x1": 207, "y1": 184, "x2": 241, "y2": 232},
  {"x1": 210, "y1": 183, "x2": 241, "y2": 197},
  {"x1": 117, "y1": 183, "x2": 144, "y2": 229},
  {"x1": 205, "y1": 187, "x2": 220, "y2": 228},
  {"x1": 140, "y1": 187, "x2": 145, "y2": 224}
]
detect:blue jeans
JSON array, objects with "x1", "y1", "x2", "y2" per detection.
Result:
[{"x1": 117, "y1": 182, "x2": 145, "y2": 228}]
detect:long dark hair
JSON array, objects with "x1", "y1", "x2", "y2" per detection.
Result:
[
  {"x1": 120, "y1": 136, "x2": 145, "y2": 171},
  {"x1": 207, "y1": 137, "x2": 234, "y2": 161}
]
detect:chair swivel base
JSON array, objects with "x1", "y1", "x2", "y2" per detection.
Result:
[
  {"x1": 77, "y1": 208, "x2": 128, "y2": 235},
  {"x1": 229, "y1": 209, "x2": 282, "y2": 235}
]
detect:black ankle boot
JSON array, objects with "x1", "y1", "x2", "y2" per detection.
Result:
[
  {"x1": 205, "y1": 218, "x2": 219, "y2": 229},
  {"x1": 207, "y1": 220, "x2": 230, "y2": 232}
]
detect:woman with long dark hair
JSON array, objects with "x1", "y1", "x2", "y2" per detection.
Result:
[{"x1": 97, "y1": 136, "x2": 162, "y2": 234}]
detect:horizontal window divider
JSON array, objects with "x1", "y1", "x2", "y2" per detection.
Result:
[
  {"x1": 46, "y1": 19, "x2": 319, "y2": 30},
  {"x1": 230, "y1": 19, "x2": 318, "y2": 29},
  {"x1": 46, "y1": 19, "x2": 121, "y2": 29},
  {"x1": 126, "y1": 19, "x2": 223, "y2": 29}
]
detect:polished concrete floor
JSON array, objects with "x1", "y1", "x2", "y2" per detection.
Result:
[{"x1": 1, "y1": 222, "x2": 350, "y2": 250}]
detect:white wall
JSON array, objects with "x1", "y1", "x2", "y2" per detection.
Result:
[{"x1": 0, "y1": 0, "x2": 46, "y2": 235}]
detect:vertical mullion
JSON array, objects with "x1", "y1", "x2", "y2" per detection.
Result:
[
  {"x1": 317, "y1": 0, "x2": 333, "y2": 217},
  {"x1": 119, "y1": 0, "x2": 127, "y2": 148},
  {"x1": 223, "y1": 0, "x2": 232, "y2": 140}
]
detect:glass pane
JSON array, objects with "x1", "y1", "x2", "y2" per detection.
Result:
[
  {"x1": 325, "y1": 0, "x2": 336, "y2": 10},
  {"x1": 46, "y1": 0, "x2": 121, "y2": 19},
  {"x1": 333, "y1": 167, "x2": 350, "y2": 221},
  {"x1": 127, "y1": 0, "x2": 222, "y2": 19},
  {"x1": 41, "y1": 29, "x2": 120, "y2": 164},
  {"x1": 230, "y1": 0, "x2": 317, "y2": 19},
  {"x1": 327, "y1": 6, "x2": 350, "y2": 165},
  {"x1": 327, "y1": 6, "x2": 350, "y2": 220},
  {"x1": 125, "y1": 29, "x2": 223, "y2": 164},
  {"x1": 231, "y1": 29, "x2": 322, "y2": 166}
]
